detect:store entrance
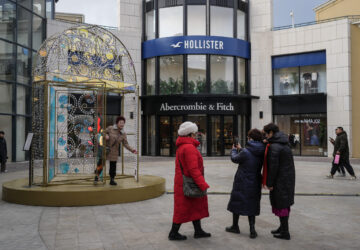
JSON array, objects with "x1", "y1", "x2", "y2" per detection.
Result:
[{"x1": 154, "y1": 114, "x2": 247, "y2": 156}]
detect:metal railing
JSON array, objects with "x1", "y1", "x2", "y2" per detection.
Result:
[{"x1": 272, "y1": 15, "x2": 360, "y2": 31}]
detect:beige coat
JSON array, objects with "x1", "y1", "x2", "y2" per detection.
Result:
[{"x1": 106, "y1": 125, "x2": 134, "y2": 161}]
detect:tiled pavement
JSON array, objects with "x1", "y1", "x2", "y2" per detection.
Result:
[{"x1": 0, "y1": 157, "x2": 359, "y2": 250}]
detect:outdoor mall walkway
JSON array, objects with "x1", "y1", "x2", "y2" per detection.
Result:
[{"x1": 0, "y1": 157, "x2": 359, "y2": 250}]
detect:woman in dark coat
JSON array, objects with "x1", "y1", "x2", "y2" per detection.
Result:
[
  {"x1": 263, "y1": 123, "x2": 295, "y2": 240},
  {"x1": 169, "y1": 121, "x2": 211, "y2": 241},
  {"x1": 226, "y1": 129, "x2": 265, "y2": 239}
]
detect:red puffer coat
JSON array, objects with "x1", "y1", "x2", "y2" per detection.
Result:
[{"x1": 173, "y1": 136, "x2": 210, "y2": 224}]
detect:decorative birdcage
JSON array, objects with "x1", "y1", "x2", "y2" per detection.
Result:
[{"x1": 31, "y1": 25, "x2": 139, "y2": 186}]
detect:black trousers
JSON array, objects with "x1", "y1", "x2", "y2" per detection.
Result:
[
  {"x1": 0, "y1": 160, "x2": 6, "y2": 172},
  {"x1": 109, "y1": 161, "x2": 117, "y2": 178},
  {"x1": 331, "y1": 158, "x2": 355, "y2": 176}
]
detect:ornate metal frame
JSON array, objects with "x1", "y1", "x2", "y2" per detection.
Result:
[{"x1": 31, "y1": 25, "x2": 139, "y2": 186}]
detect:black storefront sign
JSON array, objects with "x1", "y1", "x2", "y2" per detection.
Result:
[
  {"x1": 270, "y1": 93, "x2": 327, "y2": 115},
  {"x1": 141, "y1": 95, "x2": 252, "y2": 115}
]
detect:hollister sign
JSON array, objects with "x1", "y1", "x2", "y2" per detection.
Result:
[
  {"x1": 141, "y1": 96, "x2": 251, "y2": 115},
  {"x1": 142, "y1": 36, "x2": 250, "y2": 59}
]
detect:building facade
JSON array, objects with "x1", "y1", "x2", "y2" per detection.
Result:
[
  {"x1": 141, "y1": 0, "x2": 252, "y2": 156},
  {"x1": 251, "y1": 0, "x2": 360, "y2": 157},
  {"x1": 2, "y1": 0, "x2": 360, "y2": 161},
  {"x1": 0, "y1": 0, "x2": 54, "y2": 161}
]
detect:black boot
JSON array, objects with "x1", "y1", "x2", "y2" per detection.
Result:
[
  {"x1": 271, "y1": 226, "x2": 281, "y2": 235},
  {"x1": 274, "y1": 216, "x2": 290, "y2": 240},
  {"x1": 225, "y1": 213, "x2": 240, "y2": 234},
  {"x1": 168, "y1": 223, "x2": 187, "y2": 241},
  {"x1": 248, "y1": 216, "x2": 257, "y2": 239},
  {"x1": 271, "y1": 217, "x2": 282, "y2": 235},
  {"x1": 110, "y1": 178, "x2": 117, "y2": 185},
  {"x1": 193, "y1": 220, "x2": 211, "y2": 239}
]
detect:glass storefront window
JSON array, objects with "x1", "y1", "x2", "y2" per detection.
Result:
[
  {"x1": 210, "y1": 6, "x2": 233, "y2": 37},
  {"x1": 211, "y1": 116, "x2": 221, "y2": 156},
  {"x1": 224, "y1": 116, "x2": 234, "y2": 155},
  {"x1": 275, "y1": 115, "x2": 301, "y2": 155},
  {"x1": 188, "y1": 115, "x2": 207, "y2": 155},
  {"x1": 17, "y1": 85, "x2": 30, "y2": 115},
  {"x1": 273, "y1": 67, "x2": 299, "y2": 95},
  {"x1": 18, "y1": 0, "x2": 31, "y2": 10},
  {"x1": 46, "y1": 0, "x2": 54, "y2": 19},
  {"x1": 0, "y1": 0, "x2": 16, "y2": 42},
  {"x1": 16, "y1": 116, "x2": 26, "y2": 161},
  {"x1": 188, "y1": 55, "x2": 206, "y2": 94},
  {"x1": 146, "y1": 58, "x2": 155, "y2": 95},
  {"x1": 159, "y1": 6, "x2": 183, "y2": 38},
  {"x1": 160, "y1": 55, "x2": 183, "y2": 95},
  {"x1": 33, "y1": 15, "x2": 44, "y2": 51},
  {"x1": 238, "y1": 58, "x2": 246, "y2": 94},
  {"x1": 187, "y1": 5, "x2": 206, "y2": 36},
  {"x1": 146, "y1": 115, "x2": 156, "y2": 156},
  {"x1": 146, "y1": 10, "x2": 155, "y2": 40},
  {"x1": 300, "y1": 114, "x2": 327, "y2": 156},
  {"x1": 237, "y1": 10, "x2": 246, "y2": 40},
  {"x1": 275, "y1": 114, "x2": 327, "y2": 156},
  {"x1": 0, "y1": 115, "x2": 12, "y2": 160},
  {"x1": 17, "y1": 6, "x2": 31, "y2": 48},
  {"x1": 33, "y1": 0, "x2": 46, "y2": 17},
  {"x1": 0, "y1": 82, "x2": 12, "y2": 113},
  {"x1": 300, "y1": 64, "x2": 326, "y2": 94},
  {"x1": 16, "y1": 46, "x2": 31, "y2": 84},
  {"x1": 160, "y1": 116, "x2": 170, "y2": 156},
  {"x1": 210, "y1": 55, "x2": 234, "y2": 94},
  {"x1": 0, "y1": 40, "x2": 14, "y2": 81}
]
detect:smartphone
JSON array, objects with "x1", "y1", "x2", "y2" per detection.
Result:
[{"x1": 233, "y1": 137, "x2": 240, "y2": 146}]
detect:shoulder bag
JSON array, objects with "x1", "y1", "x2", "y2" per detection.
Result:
[{"x1": 178, "y1": 156, "x2": 207, "y2": 198}]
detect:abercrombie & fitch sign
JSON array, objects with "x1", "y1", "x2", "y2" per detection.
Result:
[
  {"x1": 160, "y1": 102, "x2": 234, "y2": 112},
  {"x1": 141, "y1": 96, "x2": 250, "y2": 115}
]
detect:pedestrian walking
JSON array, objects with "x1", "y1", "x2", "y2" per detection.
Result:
[
  {"x1": 226, "y1": 129, "x2": 265, "y2": 239},
  {"x1": 105, "y1": 116, "x2": 137, "y2": 185},
  {"x1": 263, "y1": 123, "x2": 295, "y2": 240},
  {"x1": 327, "y1": 127, "x2": 357, "y2": 179},
  {"x1": 0, "y1": 131, "x2": 8, "y2": 173},
  {"x1": 169, "y1": 121, "x2": 211, "y2": 241}
]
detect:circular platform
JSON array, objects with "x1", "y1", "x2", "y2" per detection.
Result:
[{"x1": 2, "y1": 175, "x2": 166, "y2": 206}]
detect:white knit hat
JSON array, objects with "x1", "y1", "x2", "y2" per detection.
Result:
[{"x1": 178, "y1": 121, "x2": 198, "y2": 136}]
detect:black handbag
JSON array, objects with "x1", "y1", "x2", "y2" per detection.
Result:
[{"x1": 178, "y1": 157, "x2": 207, "y2": 198}]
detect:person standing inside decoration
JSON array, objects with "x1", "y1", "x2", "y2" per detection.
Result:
[
  {"x1": 226, "y1": 129, "x2": 265, "y2": 239},
  {"x1": 169, "y1": 121, "x2": 211, "y2": 241},
  {"x1": 0, "y1": 131, "x2": 8, "y2": 173},
  {"x1": 263, "y1": 123, "x2": 295, "y2": 240},
  {"x1": 105, "y1": 116, "x2": 137, "y2": 185},
  {"x1": 327, "y1": 127, "x2": 357, "y2": 180}
]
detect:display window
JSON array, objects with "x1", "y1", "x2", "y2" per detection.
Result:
[
  {"x1": 273, "y1": 67, "x2": 299, "y2": 95},
  {"x1": 300, "y1": 64, "x2": 326, "y2": 94},
  {"x1": 275, "y1": 113, "x2": 327, "y2": 156},
  {"x1": 273, "y1": 64, "x2": 326, "y2": 96}
]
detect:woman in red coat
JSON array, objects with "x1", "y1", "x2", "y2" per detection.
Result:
[{"x1": 168, "y1": 121, "x2": 211, "y2": 241}]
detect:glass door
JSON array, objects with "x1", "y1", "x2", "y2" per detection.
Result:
[
  {"x1": 188, "y1": 115, "x2": 207, "y2": 155},
  {"x1": 224, "y1": 116, "x2": 234, "y2": 155},
  {"x1": 159, "y1": 116, "x2": 170, "y2": 156},
  {"x1": 211, "y1": 116, "x2": 221, "y2": 156},
  {"x1": 171, "y1": 116, "x2": 184, "y2": 156}
]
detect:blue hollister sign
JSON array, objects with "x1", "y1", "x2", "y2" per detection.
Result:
[{"x1": 142, "y1": 36, "x2": 250, "y2": 59}]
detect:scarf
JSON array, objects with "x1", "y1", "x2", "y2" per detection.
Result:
[{"x1": 262, "y1": 143, "x2": 270, "y2": 186}]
